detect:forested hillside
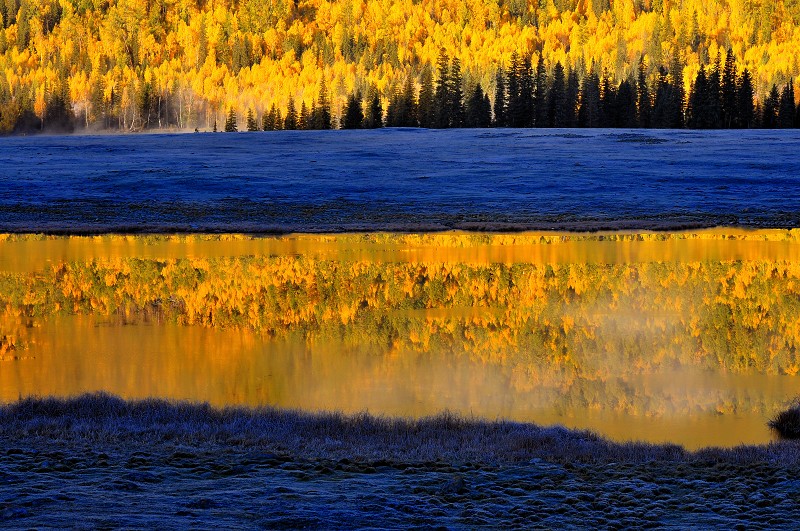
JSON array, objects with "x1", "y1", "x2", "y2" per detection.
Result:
[{"x1": 1, "y1": 0, "x2": 800, "y2": 132}]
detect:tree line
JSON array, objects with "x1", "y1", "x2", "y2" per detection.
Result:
[
  {"x1": 216, "y1": 49, "x2": 800, "y2": 133},
  {"x1": 4, "y1": 50, "x2": 800, "y2": 134}
]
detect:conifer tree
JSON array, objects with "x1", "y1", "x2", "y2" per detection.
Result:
[
  {"x1": 721, "y1": 49, "x2": 738, "y2": 128},
  {"x1": 417, "y1": 67, "x2": 435, "y2": 128},
  {"x1": 363, "y1": 90, "x2": 382, "y2": 128},
  {"x1": 652, "y1": 66, "x2": 681, "y2": 128},
  {"x1": 465, "y1": 83, "x2": 491, "y2": 127},
  {"x1": 565, "y1": 69, "x2": 580, "y2": 127},
  {"x1": 316, "y1": 76, "x2": 332, "y2": 130},
  {"x1": 518, "y1": 54, "x2": 534, "y2": 126},
  {"x1": 762, "y1": 85, "x2": 779, "y2": 128},
  {"x1": 402, "y1": 75, "x2": 418, "y2": 126},
  {"x1": 669, "y1": 56, "x2": 685, "y2": 128},
  {"x1": 263, "y1": 104, "x2": 277, "y2": 131},
  {"x1": 246, "y1": 108, "x2": 258, "y2": 131},
  {"x1": 224, "y1": 107, "x2": 238, "y2": 132},
  {"x1": 298, "y1": 101, "x2": 309, "y2": 130},
  {"x1": 533, "y1": 55, "x2": 548, "y2": 127},
  {"x1": 578, "y1": 71, "x2": 601, "y2": 127},
  {"x1": 706, "y1": 58, "x2": 722, "y2": 128},
  {"x1": 433, "y1": 49, "x2": 451, "y2": 128},
  {"x1": 737, "y1": 69, "x2": 755, "y2": 128},
  {"x1": 686, "y1": 66, "x2": 706, "y2": 128},
  {"x1": 637, "y1": 58, "x2": 652, "y2": 127},
  {"x1": 493, "y1": 67, "x2": 507, "y2": 127},
  {"x1": 616, "y1": 79, "x2": 638, "y2": 128},
  {"x1": 284, "y1": 97, "x2": 298, "y2": 130},
  {"x1": 449, "y1": 56, "x2": 465, "y2": 127},
  {"x1": 42, "y1": 84, "x2": 76, "y2": 133},
  {"x1": 778, "y1": 81, "x2": 795, "y2": 128},
  {"x1": 342, "y1": 91, "x2": 364, "y2": 129},
  {"x1": 506, "y1": 52, "x2": 521, "y2": 127},
  {"x1": 547, "y1": 62, "x2": 566, "y2": 127},
  {"x1": 599, "y1": 72, "x2": 617, "y2": 127}
]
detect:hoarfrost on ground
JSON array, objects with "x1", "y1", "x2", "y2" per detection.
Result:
[{"x1": 1, "y1": 128, "x2": 799, "y2": 232}]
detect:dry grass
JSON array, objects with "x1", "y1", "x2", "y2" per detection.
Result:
[{"x1": 2, "y1": 393, "x2": 799, "y2": 465}]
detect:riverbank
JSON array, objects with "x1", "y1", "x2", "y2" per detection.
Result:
[{"x1": 1, "y1": 394, "x2": 799, "y2": 528}]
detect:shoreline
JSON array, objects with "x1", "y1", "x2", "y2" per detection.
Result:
[
  {"x1": 0, "y1": 393, "x2": 795, "y2": 465},
  {"x1": 3, "y1": 394, "x2": 800, "y2": 528}
]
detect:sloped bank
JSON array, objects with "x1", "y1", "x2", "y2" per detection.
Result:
[{"x1": 1, "y1": 394, "x2": 799, "y2": 528}]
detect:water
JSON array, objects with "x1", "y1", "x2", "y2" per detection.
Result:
[
  {"x1": 1, "y1": 129, "x2": 800, "y2": 233},
  {"x1": 2, "y1": 232, "x2": 799, "y2": 449}
]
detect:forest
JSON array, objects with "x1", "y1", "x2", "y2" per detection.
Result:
[{"x1": 1, "y1": 0, "x2": 800, "y2": 133}]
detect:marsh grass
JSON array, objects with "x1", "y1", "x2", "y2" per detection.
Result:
[
  {"x1": 769, "y1": 399, "x2": 800, "y2": 440},
  {"x1": 3, "y1": 393, "x2": 800, "y2": 465}
]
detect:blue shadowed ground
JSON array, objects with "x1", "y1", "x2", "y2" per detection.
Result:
[{"x1": 1, "y1": 128, "x2": 799, "y2": 232}]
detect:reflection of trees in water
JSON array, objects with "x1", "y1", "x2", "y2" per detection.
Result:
[{"x1": 2, "y1": 252, "x2": 800, "y2": 381}]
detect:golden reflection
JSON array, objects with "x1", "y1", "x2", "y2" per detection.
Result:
[{"x1": 1, "y1": 230, "x2": 800, "y2": 449}]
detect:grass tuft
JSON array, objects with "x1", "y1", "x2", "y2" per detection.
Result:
[{"x1": 769, "y1": 399, "x2": 800, "y2": 439}]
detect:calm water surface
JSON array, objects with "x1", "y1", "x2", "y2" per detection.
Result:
[{"x1": 2, "y1": 231, "x2": 799, "y2": 449}]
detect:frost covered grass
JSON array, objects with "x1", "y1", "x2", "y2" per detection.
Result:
[
  {"x1": 769, "y1": 399, "x2": 800, "y2": 440},
  {"x1": 2, "y1": 393, "x2": 798, "y2": 465}
]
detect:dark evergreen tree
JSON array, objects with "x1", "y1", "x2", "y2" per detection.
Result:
[
  {"x1": 465, "y1": 83, "x2": 491, "y2": 127},
  {"x1": 519, "y1": 54, "x2": 534, "y2": 127},
  {"x1": 533, "y1": 55, "x2": 548, "y2": 127},
  {"x1": 224, "y1": 107, "x2": 238, "y2": 132},
  {"x1": 493, "y1": 66, "x2": 507, "y2": 127},
  {"x1": 262, "y1": 104, "x2": 277, "y2": 131},
  {"x1": 761, "y1": 84, "x2": 779, "y2": 128},
  {"x1": 687, "y1": 65, "x2": 707, "y2": 128},
  {"x1": 599, "y1": 71, "x2": 616, "y2": 127},
  {"x1": 284, "y1": 97, "x2": 298, "y2": 130},
  {"x1": 616, "y1": 79, "x2": 638, "y2": 128},
  {"x1": 737, "y1": 68, "x2": 755, "y2": 128},
  {"x1": 578, "y1": 70, "x2": 601, "y2": 127},
  {"x1": 386, "y1": 77, "x2": 416, "y2": 127},
  {"x1": 448, "y1": 56, "x2": 465, "y2": 127},
  {"x1": 547, "y1": 62, "x2": 566, "y2": 127},
  {"x1": 652, "y1": 66, "x2": 682, "y2": 129},
  {"x1": 246, "y1": 108, "x2": 258, "y2": 131},
  {"x1": 721, "y1": 49, "x2": 738, "y2": 127},
  {"x1": 403, "y1": 75, "x2": 418, "y2": 126},
  {"x1": 42, "y1": 85, "x2": 76, "y2": 133},
  {"x1": 565, "y1": 69, "x2": 580, "y2": 127},
  {"x1": 315, "y1": 76, "x2": 332, "y2": 130},
  {"x1": 417, "y1": 66, "x2": 435, "y2": 128},
  {"x1": 433, "y1": 49, "x2": 451, "y2": 128},
  {"x1": 778, "y1": 81, "x2": 795, "y2": 128},
  {"x1": 506, "y1": 52, "x2": 522, "y2": 127},
  {"x1": 363, "y1": 90, "x2": 383, "y2": 128},
  {"x1": 298, "y1": 100, "x2": 309, "y2": 130},
  {"x1": 669, "y1": 56, "x2": 685, "y2": 128},
  {"x1": 342, "y1": 91, "x2": 364, "y2": 129},
  {"x1": 706, "y1": 58, "x2": 722, "y2": 128},
  {"x1": 637, "y1": 58, "x2": 652, "y2": 127}
]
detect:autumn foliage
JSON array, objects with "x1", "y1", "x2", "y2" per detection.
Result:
[{"x1": 1, "y1": 0, "x2": 800, "y2": 132}]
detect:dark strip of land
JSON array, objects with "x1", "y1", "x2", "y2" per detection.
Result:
[{"x1": 1, "y1": 394, "x2": 799, "y2": 528}]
